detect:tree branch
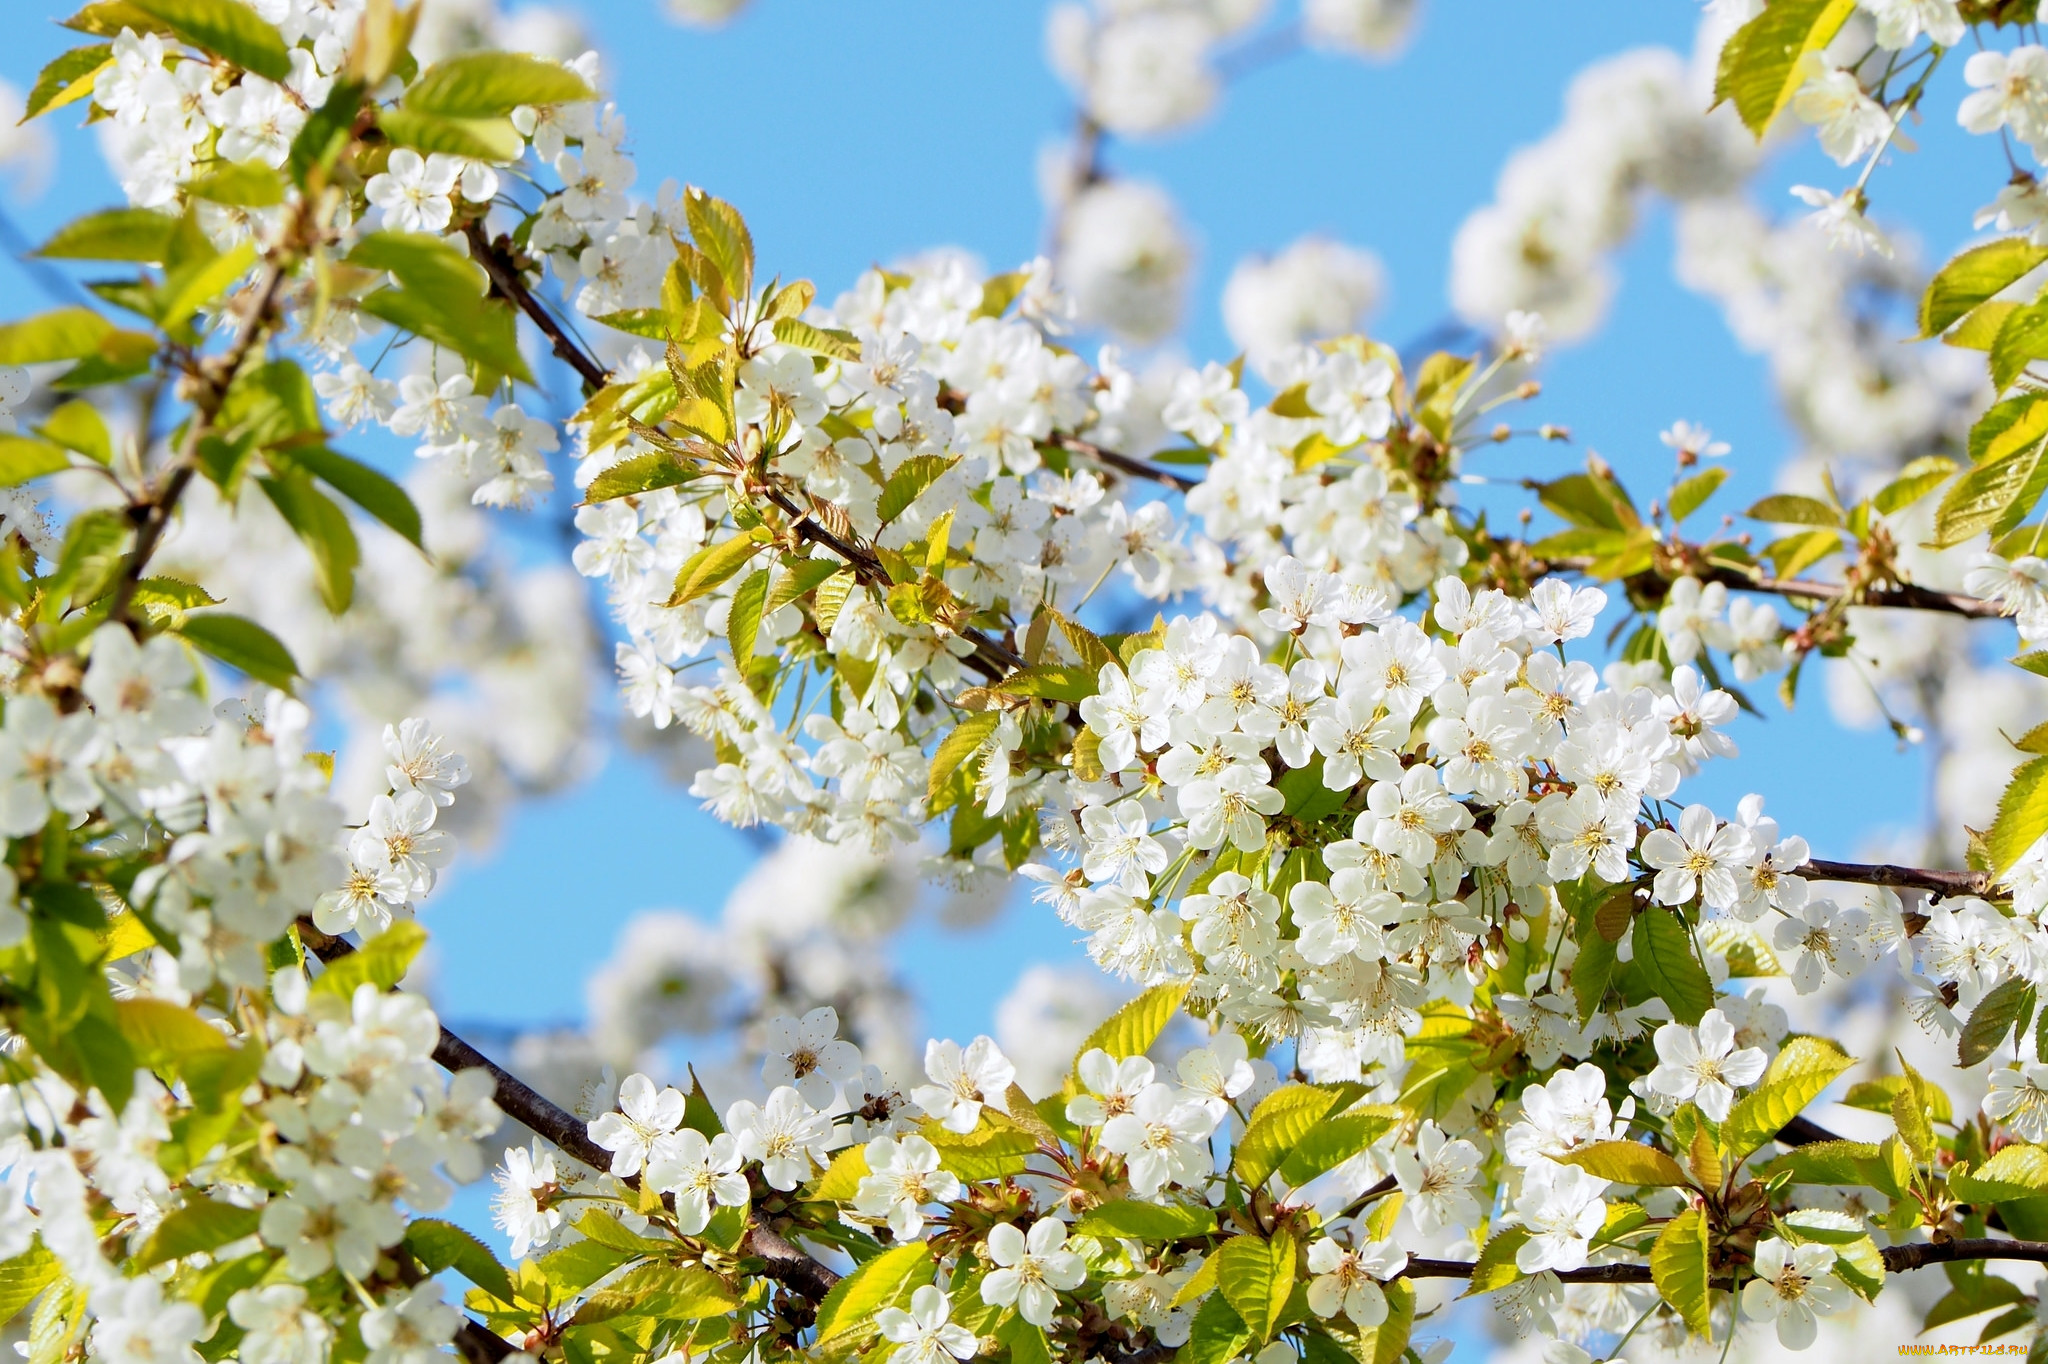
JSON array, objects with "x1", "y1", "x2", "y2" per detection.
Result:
[
  {"x1": 107, "y1": 260, "x2": 291, "y2": 629},
  {"x1": 1802, "y1": 858, "x2": 1992, "y2": 898},
  {"x1": 297, "y1": 925, "x2": 846, "y2": 1301},
  {"x1": 464, "y1": 221, "x2": 608, "y2": 393},
  {"x1": 453, "y1": 1321, "x2": 516, "y2": 1364},
  {"x1": 1048, "y1": 434, "x2": 1201, "y2": 494},
  {"x1": 1536, "y1": 556, "x2": 2003, "y2": 622},
  {"x1": 1400, "y1": 1238, "x2": 2048, "y2": 1284}
]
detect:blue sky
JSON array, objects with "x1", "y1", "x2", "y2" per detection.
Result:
[{"x1": 0, "y1": 0, "x2": 2007, "y2": 1054}]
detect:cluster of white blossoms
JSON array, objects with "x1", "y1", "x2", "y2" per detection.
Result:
[
  {"x1": 28, "y1": 0, "x2": 2048, "y2": 1357},
  {"x1": 0, "y1": 615, "x2": 502, "y2": 1362}
]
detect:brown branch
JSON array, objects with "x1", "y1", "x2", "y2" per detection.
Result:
[
  {"x1": 1690, "y1": 564, "x2": 2004, "y2": 620},
  {"x1": 297, "y1": 925, "x2": 845, "y2": 1301},
  {"x1": 106, "y1": 261, "x2": 291, "y2": 629},
  {"x1": 1802, "y1": 858, "x2": 1993, "y2": 898},
  {"x1": 758, "y1": 488, "x2": 1025, "y2": 682},
  {"x1": 463, "y1": 221, "x2": 609, "y2": 393},
  {"x1": 1048, "y1": 434, "x2": 1200, "y2": 494},
  {"x1": 1401, "y1": 1238, "x2": 2048, "y2": 1286},
  {"x1": 1536, "y1": 556, "x2": 2003, "y2": 621},
  {"x1": 453, "y1": 1321, "x2": 516, "y2": 1364}
]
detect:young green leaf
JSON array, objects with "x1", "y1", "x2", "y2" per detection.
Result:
[
  {"x1": 1921, "y1": 238, "x2": 2048, "y2": 338},
  {"x1": 403, "y1": 52, "x2": 595, "y2": 118},
  {"x1": 23, "y1": 44, "x2": 112, "y2": 121},
  {"x1": 1217, "y1": 1230, "x2": 1295, "y2": 1343},
  {"x1": 127, "y1": 0, "x2": 292, "y2": 80},
  {"x1": 1649, "y1": 1206, "x2": 1711, "y2": 1336},
  {"x1": 1713, "y1": 0, "x2": 1859, "y2": 136},
  {"x1": 375, "y1": 108, "x2": 524, "y2": 162},
  {"x1": 0, "y1": 308, "x2": 113, "y2": 364},
  {"x1": 173, "y1": 613, "x2": 300, "y2": 692},
  {"x1": 136, "y1": 1201, "x2": 262, "y2": 1269},
  {"x1": 310, "y1": 921, "x2": 428, "y2": 998},
  {"x1": 1631, "y1": 907, "x2": 1714, "y2": 1026},
  {"x1": 272, "y1": 447, "x2": 424, "y2": 549},
  {"x1": 813, "y1": 1242, "x2": 932, "y2": 1342},
  {"x1": 260, "y1": 475, "x2": 361, "y2": 613},
  {"x1": 36, "y1": 208, "x2": 178, "y2": 264}
]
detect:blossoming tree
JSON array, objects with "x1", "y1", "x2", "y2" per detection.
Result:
[{"x1": 10, "y1": 0, "x2": 2048, "y2": 1362}]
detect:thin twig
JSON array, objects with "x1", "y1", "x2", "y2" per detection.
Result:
[
  {"x1": 1048, "y1": 434, "x2": 1200, "y2": 494},
  {"x1": 106, "y1": 261, "x2": 292, "y2": 630},
  {"x1": 1803, "y1": 858, "x2": 1992, "y2": 898},
  {"x1": 1537, "y1": 556, "x2": 2003, "y2": 621},
  {"x1": 463, "y1": 221, "x2": 608, "y2": 393},
  {"x1": 298, "y1": 925, "x2": 846, "y2": 1303}
]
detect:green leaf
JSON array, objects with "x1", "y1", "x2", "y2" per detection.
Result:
[
  {"x1": 683, "y1": 188, "x2": 753, "y2": 299},
  {"x1": 1650, "y1": 1206, "x2": 1711, "y2": 1336},
  {"x1": 1361, "y1": 1279, "x2": 1413, "y2": 1364},
  {"x1": 726, "y1": 568, "x2": 768, "y2": 673},
  {"x1": 350, "y1": 232, "x2": 531, "y2": 383},
  {"x1": 928, "y1": 712, "x2": 1001, "y2": 805},
  {"x1": 877, "y1": 454, "x2": 956, "y2": 525},
  {"x1": 174, "y1": 613, "x2": 300, "y2": 691},
  {"x1": 1923, "y1": 239, "x2": 2048, "y2": 337},
  {"x1": 1669, "y1": 467, "x2": 1728, "y2": 523},
  {"x1": 0, "y1": 438, "x2": 72, "y2": 487},
  {"x1": 0, "y1": 1243, "x2": 59, "y2": 1324},
  {"x1": 0, "y1": 308, "x2": 111, "y2": 364},
  {"x1": 1631, "y1": 907, "x2": 1713, "y2": 1026},
  {"x1": 311, "y1": 921, "x2": 427, "y2": 998},
  {"x1": 996, "y1": 1316, "x2": 1050, "y2": 1364},
  {"x1": 288, "y1": 77, "x2": 366, "y2": 188},
  {"x1": 36, "y1": 208, "x2": 176, "y2": 264},
  {"x1": 36, "y1": 402, "x2": 110, "y2": 467},
  {"x1": 404, "y1": 1219, "x2": 517, "y2": 1304},
  {"x1": 921, "y1": 1114, "x2": 1038, "y2": 1181},
  {"x1": 1713, "y1": 0, "x2": 1860, "y2": 136},
  {"x1": 1559, "y1": 1140, "x2": 1692, "y2": 1187},
  {"x1": 585, "y1": 451, "x2": 697, "y2": 503},
  {"x1": 1722, "y1": 1039, "x2": 1853, "y2": 1161},
  {"x1": 158, "y1": 238, "x2": 257, "y2": 331},
  {"x1": 535, "y1": 1239, "x2": 636, "y2": 1297},
  {"x1": 1844, "y1": 1075, "x2": 1952, "y2": 1124},
  {"x1": 136, "y1": 1201, "x2": 261, "y2": 1269},
  {"x1": 1216, "y1": 1231, "x2": 1294, "y2": 1344},
  {"x1": 260, "y1": 474, "x2": 359, "y2": 613},
  {"x1": 1760, "y1": 1139, "x2": 1883, "y2": 1188},
  {"x1": 1181, "y1": 1293, "x2": 1251, "y2": 1364},
  {"x1": 1937, "y1": 429, "x2": 2048, "y2": 549},
  {"x1": 23, "y1": 44, "x2": 112, "y2": 121},
  {"x1": 1460, "y1": 1226, "x2": 1529, "y2": 1297},
  {"x1": 403, "y1": 52, "x2": 594, "y2": 118},
  {"x1": 375, "y1": 108, "x2": 523, "y2": 162},
  {"x1": 1234, "y1": 1085, "x2": 1345, "y2": 1190},
  {"x1": 1539, "y1": 470, "x2": 1638, "y2": 532},
  {"x1": 992, "y1": 664, "x2": 1097, "y2": 703},
  {"x1": 1994, "y1": 299, "x2": 2048, "y2": 391},
  {"x1": 1954, "y1": 1145, "x2": 2048, "y2": 1202},
  {"x1": 1961, "y1": 973, "x2": 2037, "y2": 1067},
  {"x1": 1990, "y1": 755, "x2": 2048, "y2": 876},
  {"x1": 572, "y1": 1210, "x2": 674, "y2": 1257},
  {"x1": 814, "y1": 1242, "x2": 932, "y2": 1342},
  {"x1": 185, "y1": 161, "x2": 286, "y2": 209},
  {"x1": 1874, "y1": 455, "x2": 1959, "y2": 516},
  {"x1": 273, "y1": 447, "x2": 423, "y2": 548},
  {"x1": 127, "y1": 0, "x2": 291, "y2": 80},
  {"x1": 1075, "y1": 982, "x2": 1189, "y2": 1067},
  {"x1": 1072, "y1": 1199, "x2": 1216, "y2": 1242},
  {"x1": 808, "y1": 1145, "x2": 868, "y2": 1203},
  {"x1": 114, "y1": 998, "x2": 230, "y2": 1068},
  {"x1": 771, "y1": 317, "x2": 861, "y2": 360},
  {"x1": 667, "y1": 531, "x2": 768, "y2": 607},
  {"x1": 1746, "y1": 493, "x2": 1840, "y2": 527},
  {"x1": 1276, "y1": 1109, "x2": 1399, "y2": 1189}
]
